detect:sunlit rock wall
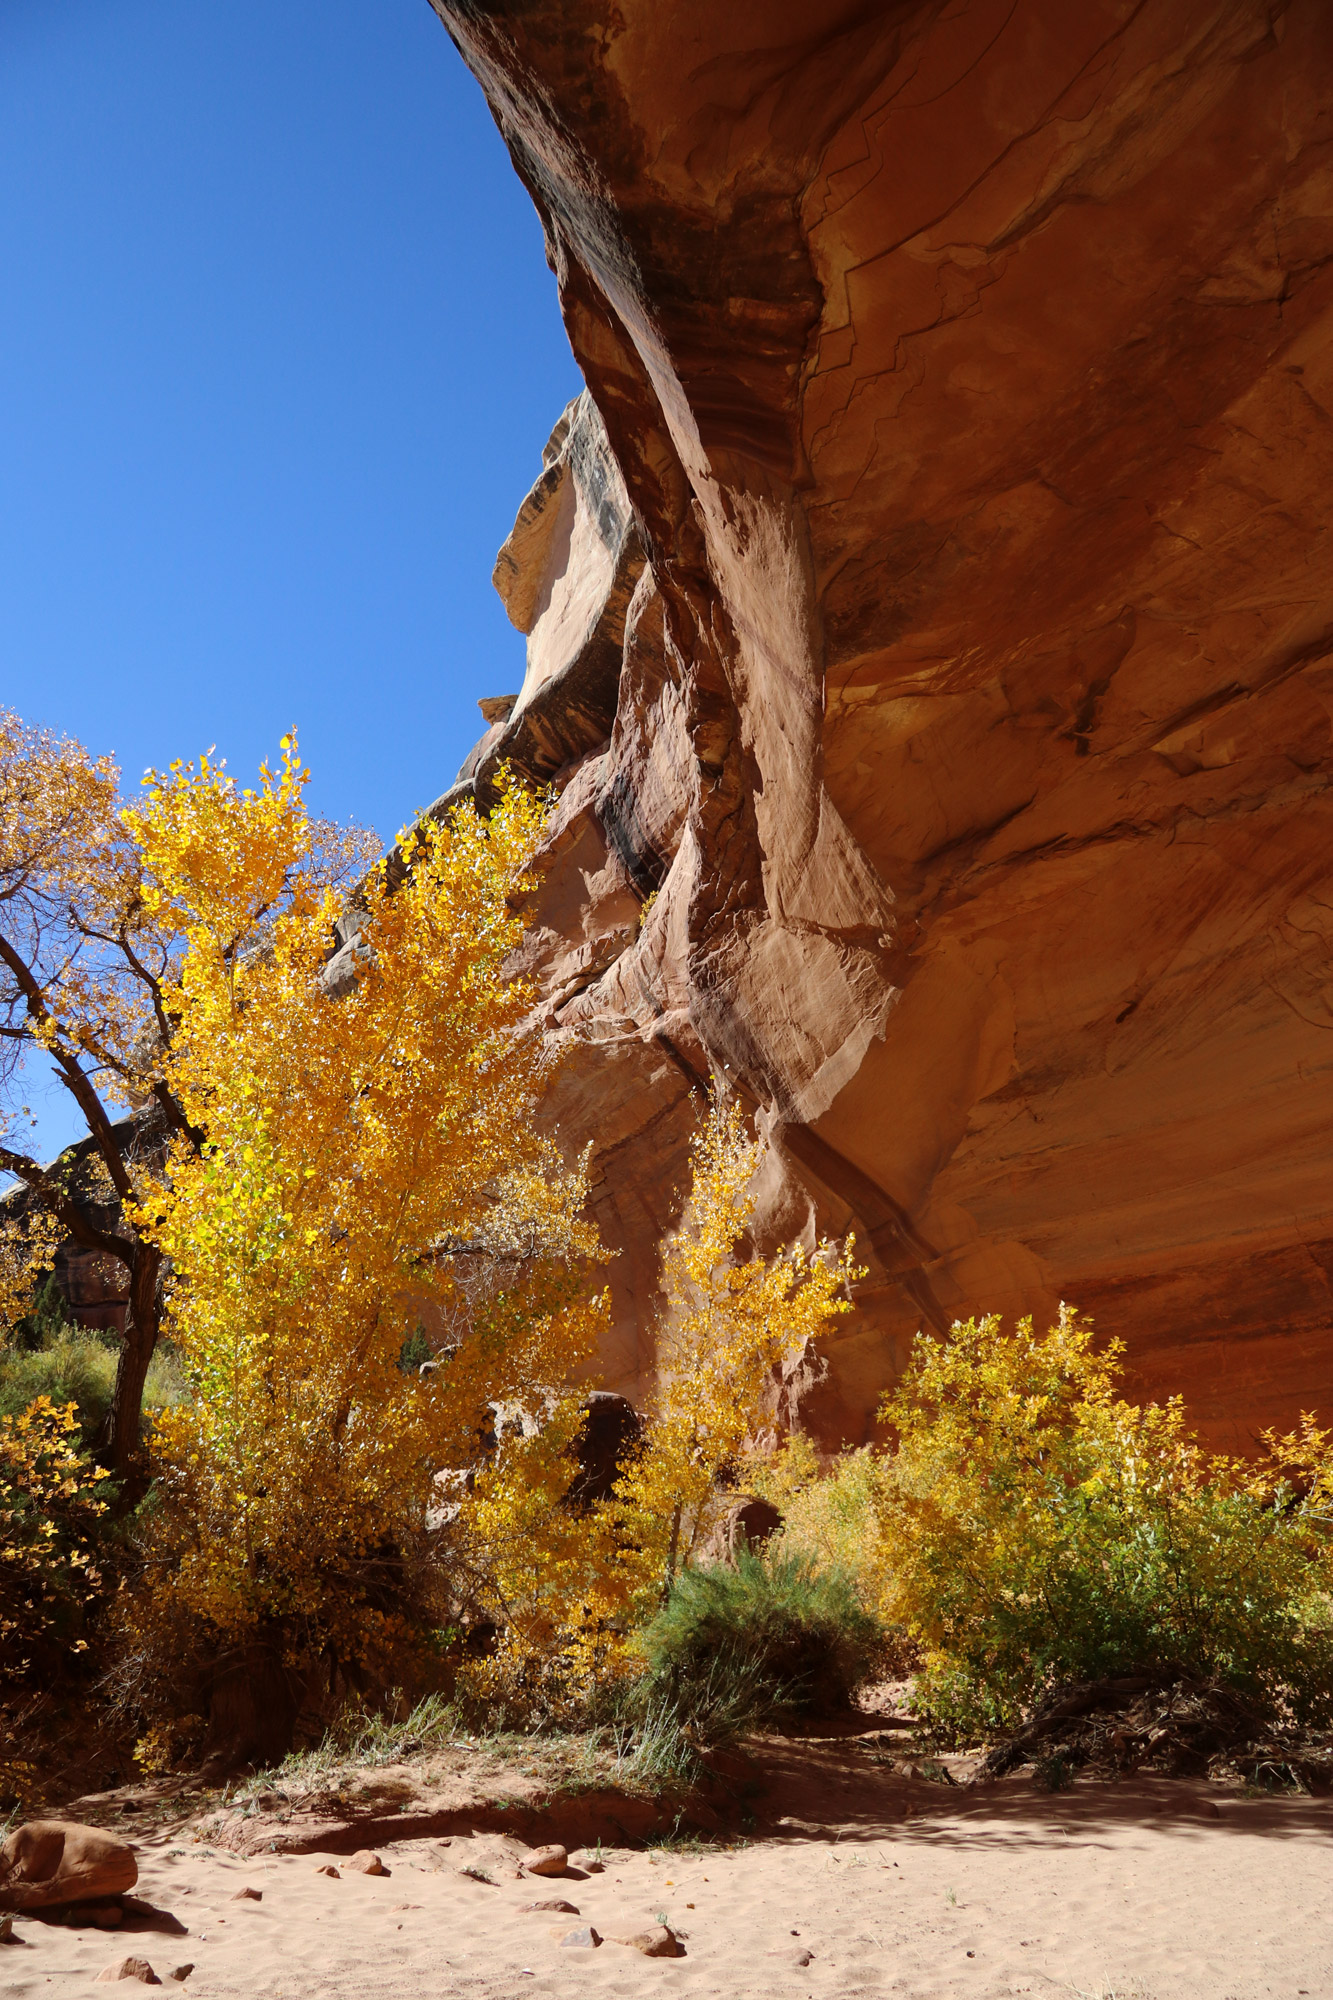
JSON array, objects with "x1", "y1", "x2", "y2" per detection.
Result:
[{"x1": 430, "y1": 0, "x2": 1333, "y2": 1449}]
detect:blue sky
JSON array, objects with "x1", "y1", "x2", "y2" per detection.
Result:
[{"x1": 2, "y1": 0, "x2": 582, "y2": 1161}]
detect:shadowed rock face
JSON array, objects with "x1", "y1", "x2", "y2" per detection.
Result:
[{"x1": 430, "y1": 0, "x2": 1333, "y2": 1448}]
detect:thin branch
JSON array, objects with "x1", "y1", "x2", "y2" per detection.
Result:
[
  {"x1": 0, "y1": 1145, "x2": 133, "y2": 1266},
  {"x1": 0, "y1": 928, "x2": 135, "y2": 1201},
  {"x1": 114, "y1": 920, "x2": 176, "y2": 1047},
  {"x1": 149, "y1": 1077, "x2": 205, "y2": 1152}
]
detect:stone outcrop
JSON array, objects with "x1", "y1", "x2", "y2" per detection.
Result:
[
  {"x1": 0, "y1": 1822, "x2": 137, "y2": 1912},
  {"x1": 429, "y1": 0, "x2": 1333, "y2": 1448}
]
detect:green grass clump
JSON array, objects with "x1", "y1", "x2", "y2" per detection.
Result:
[{"x1": 635, "y1": 1546, "x2": 881, "y2": 1742}]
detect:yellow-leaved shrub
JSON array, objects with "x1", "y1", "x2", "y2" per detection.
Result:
[
  {"x1": 452, "y1": 1100, "x2": 860, "y2": 1715},
  {"x1": 872, "y1": 1308, "x2": 1333, "y2": 1739},
  {"x1": 0, "y1": 1396, "x2": 109, "y2": 1679}
]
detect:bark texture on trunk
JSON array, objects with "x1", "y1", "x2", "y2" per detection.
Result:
[{"x1": 97, "y1": 1240, "x2": 162, "y2": 1492}]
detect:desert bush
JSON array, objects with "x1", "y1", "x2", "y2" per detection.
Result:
[
  {"x1": 0, "y1": 1396, "x2": 110, "y2": 1681},
  {"x1": 876, "y1": 1307, "x2": 1333, "y2": 1740},
  {"x1": 635, "y1": 1546, "x2": 881, "y2": 1735},
  {"x1": 753, "y1": 1434, "x2": 892, "y2": 1604}
]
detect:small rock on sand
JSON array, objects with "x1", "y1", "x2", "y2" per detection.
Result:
[
  {"x1": 0, "y1": 1916, "x2": 15, "y2": 1943},
  {"x1": 522, "y1": 1898, "x2": 579, "y2": 1915},
  {"x1": 552, "y1": 1925, "x2": 601, "y2": 1948},
  {"x1": 315, "y1": 1865, "x2": 340, "y2": 1879},
  {"x1": 346, "y1": 1852, "x2": 388, "y2": 1876},
  {"x1": 612, "y1": 1924, "x2": 685, "y2": 1958},
  {"x1": 95, "y1": 1957, "x2": 161, "y2": 1984},
  {"x1": 523, "y1": 1844, "x2": 568, "y2": 1877},
  {"x1": 231, "y1": 1887, "x2": 262, "y2": 1901},
  {"x1": 169, "y1": 1967, "x2": 194, "y2": 1984}
]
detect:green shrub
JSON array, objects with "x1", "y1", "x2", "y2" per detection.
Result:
[
  {"x1": 0, "y1": 1327, "x2": 188, "y2": 1436},
  {"x1": 8, "y1": 1274, "x2": 73, "y2": 1354},
  {"x1": 635, "y1": 1546, "x2": 881, "y2": 1741},
  {"x1": 877, "y1": 1308, "x2": 1333, "y2": 1742}
]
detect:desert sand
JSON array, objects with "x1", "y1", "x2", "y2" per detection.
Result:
[{"x1": 5, "y1": 1773, "x2": 1331, "y2": 2000}]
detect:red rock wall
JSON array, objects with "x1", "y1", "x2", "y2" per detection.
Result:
[{"x1": 430, "y1": 0, "x2": 1333, "y2": 1449}]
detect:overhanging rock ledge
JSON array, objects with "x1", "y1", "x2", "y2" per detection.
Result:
[{"x1": 429, "y1": 0, "x2": 1333, "y2": 1448}]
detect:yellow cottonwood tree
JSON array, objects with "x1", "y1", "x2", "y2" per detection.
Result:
[
  {"x1": 0, "y1": 712, "x2": 372, "y2": 1478},
  {"x1": 615, "y1": 1101, "x2": 857, "y2": 1591},
  {"x1": 454, "y1": 1100, "x2": 859, "y2": 1705},
  {"x1": 125, "y1": 754, "x2": 608, "y2": 1753}
]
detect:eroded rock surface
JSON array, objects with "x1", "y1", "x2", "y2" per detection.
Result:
[
  {"x1": 430, "y1": 0, "x2": 1333, "y2": 1446},
  {"x1": 0, "y1": 1822, "x2": 137, "y2": 1912}
]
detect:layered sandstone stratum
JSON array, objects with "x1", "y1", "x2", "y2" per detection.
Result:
[{"x1": 426, "y1": 0, "x2": 1333, "y2": 1449}]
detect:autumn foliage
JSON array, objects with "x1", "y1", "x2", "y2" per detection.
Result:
[
  {"x1": 0, "y1": 1396, "x2": 109, "y2": 1680},
  {"x1": 781, "y1": 1308, "x2": 1333, "y2": 1740},
  {"x1": 0, "y1": 711, "x2": 372, "y2": 1478},
  {"x1": 111, "y1": 755, "x2": 608, "y2": 1744}
]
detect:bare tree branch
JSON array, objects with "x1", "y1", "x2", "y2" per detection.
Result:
[{"x1": 0, "y1": 1144, "x2": 133, "y2": 1267}]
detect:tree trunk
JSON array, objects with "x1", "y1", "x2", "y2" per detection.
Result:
[
  {"x1": 663, "y1": 1500, "x2": 683, "y2": 1599},
  {"x1": 98, "y1": 1239, "x2": 162, "y2": 1494},
  {"x1": 199, "y1": 1629, "x2": 303, "y2": 1774}
]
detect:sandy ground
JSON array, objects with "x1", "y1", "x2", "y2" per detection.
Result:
[{"x1": 5, "y1": 1779, "x2": 1332, "y2": 2000}]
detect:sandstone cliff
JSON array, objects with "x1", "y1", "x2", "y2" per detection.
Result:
[{"x1": 430, "y1": 0, "x2": 1333, "y2": 1449}]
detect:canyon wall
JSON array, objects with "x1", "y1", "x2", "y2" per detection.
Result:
[{"x1": 428, "y1": 0, "x2": 1333, "y2": 1449}]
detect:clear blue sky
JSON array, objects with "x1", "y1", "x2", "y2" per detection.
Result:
[{"x1": 2, "y1": 0, "x2": 582, "y2": 1162}]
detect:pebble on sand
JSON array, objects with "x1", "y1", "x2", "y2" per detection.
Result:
[
  {"x1": 346, "y1": 1852, "x2": 388, "y2": 1876},
  {"x1": 523, "y1": 1844, "x2": 568, "y2": 1877}
]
